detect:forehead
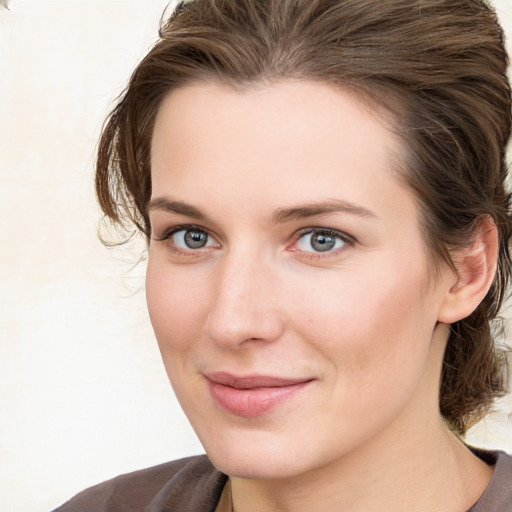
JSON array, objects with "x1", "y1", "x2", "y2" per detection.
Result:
[{"x1": 150, "y1": 80, "x2": 405, "y2": 201}]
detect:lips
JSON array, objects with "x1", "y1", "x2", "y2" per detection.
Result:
[{"x1": 205, "y1": 372, "x2": 313, "y2": 417}]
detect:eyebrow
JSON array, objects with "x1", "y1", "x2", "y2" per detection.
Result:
[
  {"x1": 147, "y1": 197, "x2": 377, "y2": 224},
  {"x1": 270, "y1": 199, "x2": 377, "y2": 224},
  {"x1": 147, "y1": 198, "x2": 207, "y2": 220}
]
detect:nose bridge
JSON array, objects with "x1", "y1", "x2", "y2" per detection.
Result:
[{"x1": 205, "y1": 247, "x2": 283, "y2": 348}]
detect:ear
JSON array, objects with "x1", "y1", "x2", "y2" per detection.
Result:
[{"x1": 437, "y1": 217, "x2": 498, "y2": 325}]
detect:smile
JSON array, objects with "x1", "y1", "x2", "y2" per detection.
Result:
[{"x1": 205, "y1": 373, "x2": 314, "y2": 418}]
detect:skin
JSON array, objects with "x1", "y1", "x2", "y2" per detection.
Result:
[{"x1": 147, "y1": 81, "x2": 496, "y2": 511}]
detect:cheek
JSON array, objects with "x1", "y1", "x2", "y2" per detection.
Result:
[
  {"x1": 287, "y1": 256, "x2": 437, "y2": 382},
  {"x1": 145, "y1": 255, "x2": 211, "y2": 354}
]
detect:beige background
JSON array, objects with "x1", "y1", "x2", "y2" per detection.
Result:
[{"x1": 1, "y1": 1, "x2": 511, "y2": 511}]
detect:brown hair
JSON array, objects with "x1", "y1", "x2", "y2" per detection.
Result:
[{"x1": 96, "y1": 0, "x2": 511, "y2": 435}]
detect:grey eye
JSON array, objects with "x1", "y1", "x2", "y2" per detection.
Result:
[
  {"x1": 310, "y1": 232, "x2": 337, "y2": 252},
  {"x1": 171, "y1": 229, "x2": 213, "y2": 249},
  {"x1": 183, "y1": 230, "x2": 208, "y2": 248},
  {"x1": 296, "y1": 230, "x2": 346, "y2": 253}
]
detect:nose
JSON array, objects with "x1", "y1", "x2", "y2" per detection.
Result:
[{"x1": 204, "y1": 253, "x2": 285, "y2": 349}]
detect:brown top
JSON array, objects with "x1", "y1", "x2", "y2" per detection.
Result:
[
  {"x1": 52, "y1": 449, "x2": 512, "y2": 512},
  {"x1": 467, "y1": 448, "x2": 512, "y2": 512}
]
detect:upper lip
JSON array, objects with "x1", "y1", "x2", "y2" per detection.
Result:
[{"x1": 205, "y1": 372, "x2": 314, "y2": 389}]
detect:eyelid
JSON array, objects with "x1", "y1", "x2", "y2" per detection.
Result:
[
  {"x1": 289, "y1": 227, "x2": 355, "y2": 255},
  {"x1": 153, "y1": 223, "x2": 215, "y2": 242},
  {"x1": 294, "y1": 226, "x2": 355, "y2": 244},
  {"x1": 152, "y1": 224, "x2": 222, "y2": 259}
]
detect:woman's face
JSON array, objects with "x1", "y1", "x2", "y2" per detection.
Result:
[{"x1": 147, "y1": 81, "x2": 456, "y2": 479}]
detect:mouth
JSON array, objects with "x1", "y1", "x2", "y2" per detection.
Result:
[{"x1": 204, "y1": 372, "x2": 314, "y2": 418}]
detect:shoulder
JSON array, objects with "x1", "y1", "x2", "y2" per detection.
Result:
[
  {"x1": 469, "y1": 449, "x2": 512, "y2": 512},
  {"x1": 51, "y1": 455, "x2": 227, "y2": 512}
]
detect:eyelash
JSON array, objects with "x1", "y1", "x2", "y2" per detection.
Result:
[
  {"x1": 153, "y1": 224, "x2": 354, "y2": 259},
  {"x1": 153, "y1": 224, "x2": 216, "y2": 258},
  {"x1": 291, "y1": 228, "x2": 354, "y2": 260}
]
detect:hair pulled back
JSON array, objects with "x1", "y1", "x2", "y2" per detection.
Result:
[{"x1": 96, "y1": 0, "x2": 512, "y2": 435}]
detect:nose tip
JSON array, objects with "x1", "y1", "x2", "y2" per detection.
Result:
[
  {"x1": 206, "y1": 307, "x2": 285, "y2": 348},
  {"x1": 204, "y1": 263, "x2": 285, "y2": 349}
]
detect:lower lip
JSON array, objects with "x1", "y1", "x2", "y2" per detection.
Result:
[{"x1": 207, "y1": 379, "x2": 311, "y2": 418}]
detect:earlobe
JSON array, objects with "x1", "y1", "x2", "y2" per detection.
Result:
[{"x1": 437, "y1": 217, "x2": 498, "y2": 325}]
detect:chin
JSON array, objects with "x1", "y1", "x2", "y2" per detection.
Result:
[
  {"x1": 199, "y1": 427, "x2": 330, "y2": 480},
  {"x1": 208, "y1": 448, "x2": 301, "y2": 480}
]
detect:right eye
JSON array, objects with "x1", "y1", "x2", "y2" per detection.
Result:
[{"x1": 167, "y1": 227, "x2": 216, "y2": 250}]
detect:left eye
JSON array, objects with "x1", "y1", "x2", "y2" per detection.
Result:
[
  {"x1": 295, "y1": 230, "x2": 347, "y2": 253},
  {"x1": 171, "y1": 228, "x2": 215, "y2": 249}
]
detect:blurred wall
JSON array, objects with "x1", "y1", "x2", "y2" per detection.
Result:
[{"x1": 1, "y1": 1, "x2": 511, "y2": 511}]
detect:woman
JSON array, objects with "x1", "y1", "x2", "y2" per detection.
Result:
[{"x1": 54, "y1": 0, "x2": 512, "y2": 510}]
